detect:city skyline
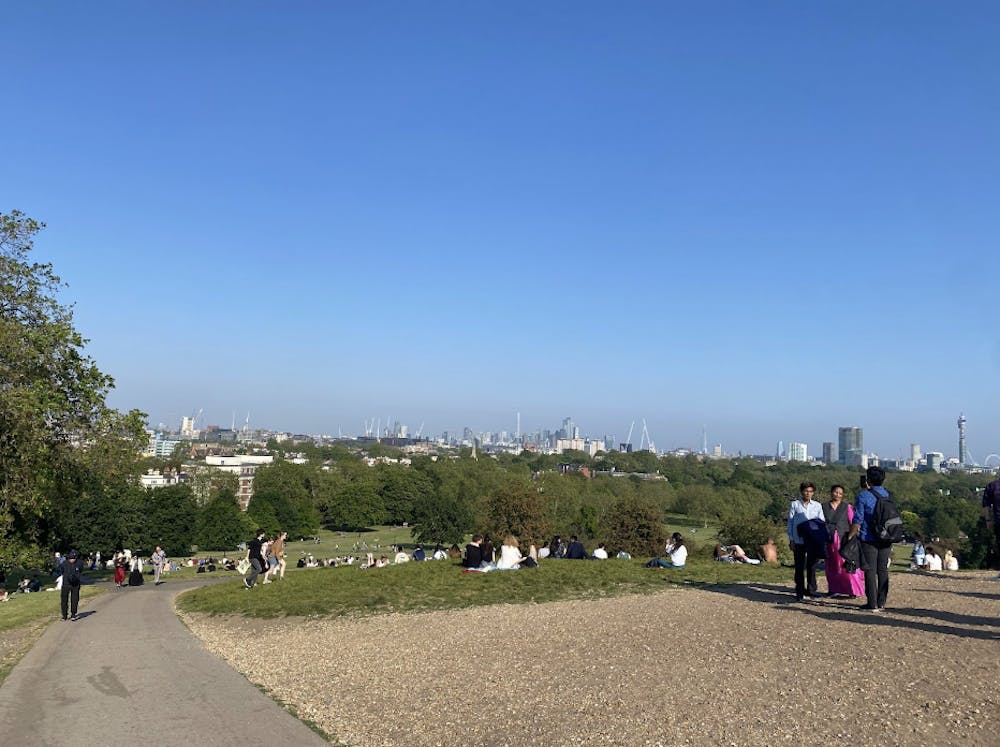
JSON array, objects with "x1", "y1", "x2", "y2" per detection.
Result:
[
  {"x1": 4, "y1": 4, "x2": 999, "y2": 461},
  {"x1": 151, "y1": 406, "x2": 992, "y2": 465}
]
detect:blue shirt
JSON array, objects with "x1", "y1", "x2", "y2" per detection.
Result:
[
  {"x1": 852, "y1": 486, "x2": 888, "y2": 542},
  {"x1": 787, "y1": 499, "x2": 824, "y2": 543}
]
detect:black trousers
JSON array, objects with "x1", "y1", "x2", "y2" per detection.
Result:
[
  {"x1": 860, "y1": 541, "x2": 891, "y2": 609},
  {"x1": 246, "y1": 557, "x2": 264, "y2": 586},
  {"x1": 60, "y1": 583, "x2": 80, "y2": 619},
  {"x1": 792, "y1": 542, "x2": 822, "y2": 597}
]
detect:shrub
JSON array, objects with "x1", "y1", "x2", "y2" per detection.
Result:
[{"x1": 599, "y1": 495, "x2": 667, "y2": 557}]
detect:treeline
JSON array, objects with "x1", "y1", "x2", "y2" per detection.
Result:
[{"x1": 240, "y1": 449, "x2": 997, "y2": 566}]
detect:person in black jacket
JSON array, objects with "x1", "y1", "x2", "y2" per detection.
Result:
[
  {"x1": 463, "y1": 535, "x2": 484, "y2": 568},
  {"x1": 60, "y1": 550, "x2": 83, "y2": 621},
  {"x1": 565, "y1": 536, "x2": 587, "y2": 560},
  {"x1": 244, "y1": 529, "x2": 267, "y2": 589}
]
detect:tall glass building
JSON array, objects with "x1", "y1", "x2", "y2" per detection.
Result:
[{"x1": 838, "y1": 427, "x2": 863, "y2": 466}]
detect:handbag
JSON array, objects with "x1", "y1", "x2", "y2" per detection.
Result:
[{"x1": 236, "y1": 558, "x2": 251, "y2": 575}]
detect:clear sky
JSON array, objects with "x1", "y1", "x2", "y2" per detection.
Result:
[{"x1": 3, "y1": 2, "x2": 999, "y2": 460}]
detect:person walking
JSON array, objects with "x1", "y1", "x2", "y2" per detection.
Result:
[
  {"x1": 264, "y1": 531, "x2": 287, "y2": 583},
  {"x1": 151, "y1": 546, "x2": 166, "y2": 586},
  {"x1": 787, "y1": 481, "x2": 826, "y2": 601},
  {"x1": 244, "y1": 529, "x2": 267, "y2": 589},
  {"x1": 113, "y1": 552, "x2": 127, "y2": 588},
  {"x1": 847, "y1": 466, "x2": 893, "y2": 612},
  {"x1": 60, "y1": 550, "x2": 83, "y2": 621}
]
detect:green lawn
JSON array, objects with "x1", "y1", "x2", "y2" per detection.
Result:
[
  {"x1": 176, "y1": 557, "x2": 794, "y2": 619},
  {"x1": 0, "y1": 585, "x2": 104, "y2": 632}
]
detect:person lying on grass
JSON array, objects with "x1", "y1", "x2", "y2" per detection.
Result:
[{"x1": 714, "y1": 544, "x2": 761, "y2": 565}]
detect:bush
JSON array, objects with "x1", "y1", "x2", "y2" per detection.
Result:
[{"x1": 599, "y1": 495, "x2": 667, "y2": 557}]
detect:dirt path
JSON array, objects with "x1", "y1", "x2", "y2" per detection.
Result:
[{"x1": 183, "y1": 571, "x2": 1000, "y2": 746}]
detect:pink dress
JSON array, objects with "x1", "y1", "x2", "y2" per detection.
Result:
[{"x1": 826, "y1": 503, "x2": 865, "y2": 596}]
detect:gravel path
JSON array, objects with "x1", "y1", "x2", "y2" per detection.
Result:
[{"x1": 182, "y1": 571, "x2": 1000, "y2": 746}]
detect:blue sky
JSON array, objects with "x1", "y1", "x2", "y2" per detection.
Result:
[{"x1": 3, "y1": 2, "x2": 999, "y2": 460}]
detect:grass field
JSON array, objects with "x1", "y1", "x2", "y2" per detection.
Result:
[
  {"x1": 176, "y1": 556, "x2": 797, "y2": 619},
  {"x1": 0, "y1": 585, "x2": 104, "y2": 632}
]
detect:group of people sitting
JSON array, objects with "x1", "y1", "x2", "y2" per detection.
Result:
[
  {"x1": 461, "y1": 535, "x2": 539, "y2": 571},
  {"x1": 644, "y1": 535, "x2": 778, "y2": 569},
  {"x1": 458, "y1": 534, "x2": 633, "y2": 571},
  {"x1": 911, "y1": 537, "x2": 959, "y2": 571}
]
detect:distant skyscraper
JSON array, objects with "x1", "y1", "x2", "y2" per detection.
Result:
[
  {"x1": 838, "y1": 427, "x2": 863, "y2": 466},
  {"x1": 958, "y1": 413, "x2": 967, "y2": 465},
  {"x1": 788, "y1": 442, "x2": 808, "y2": 462},
  {"x1": 776, "y1": 440, "x2": 784, "y2": 460},
  {"x1": 561, "y1": 417, "x2": 578, "y2": 440},
  {"x1": 910, "y1": 443, "x2": 921, "y2": 463},
  {"x1": 822, "y1": 442, "x2": 835, "y2": 464}
]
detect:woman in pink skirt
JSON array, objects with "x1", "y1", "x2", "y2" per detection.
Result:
[{"x1": 823, "y1": 485, "x2": 865, "y2": 597}]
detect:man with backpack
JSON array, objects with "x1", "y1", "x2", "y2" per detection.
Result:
[
  {"x1": 983, "y1": 476, "x2": 1000, "y2": 573},
  {"x1": 846, "y1": 466, "x2": 898, "y2": 612},
  {"x1": 60, "y1": 550, "x2": 83, "y2": 621}
]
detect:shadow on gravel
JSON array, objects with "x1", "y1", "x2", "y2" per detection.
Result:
[
  {"x1": 683, "y1": 582, "x2": 792, "y2": 605},
  {"x1": 692, "y1": 583, "x2": 1000, "y2": 640},
  {"x1": 913, "y1": 588, "x2": 1000, "y2": 602},
  {"x1": 781, "y1": 605, "x2": 1000, "y2": 640}
]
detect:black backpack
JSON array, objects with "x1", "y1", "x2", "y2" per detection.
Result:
[{"x1": 871, "y1": 490, "x2": 904, "y2": 545}]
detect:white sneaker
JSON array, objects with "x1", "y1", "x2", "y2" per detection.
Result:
[{"x1": 262, "y1": 579, "x2": 271, "y2": 584}]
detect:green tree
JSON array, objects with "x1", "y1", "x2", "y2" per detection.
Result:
[
  {"x1": 139, "y1": 484, "x2": 199, "y2": 556},
  {"x1": 197, "y1": 487, "x2": 252, "y2": 551},
  {"x1": 1, "y1": 210, "x2": 146, "y2": 565},
  {"x1": 375, "y1": 464, "x2": 432, "y2": 525},
  {"x1": 480, "y1": 482, "x2": 553, "y2": 547},
  {"x1": 410, "y1": 491, "x2": 473, "y2": 546},
  {"x1": 598, "y1": 494, "x2": 667, "y2": 556},
  {"x1": 251, "y1": 461, "x2": 319, "y2": 536}
]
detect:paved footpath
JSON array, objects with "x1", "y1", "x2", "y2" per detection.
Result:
[{"x1": 0, "y1": 579, "x2": 329, "y2": 746}]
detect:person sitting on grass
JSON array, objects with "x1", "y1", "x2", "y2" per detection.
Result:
[
  {"x1": 911, "y1": 534, "x2": 926, "y2": 570},
  {"x1": 565, "y1": 536, "x2": 587, "y2": 560},
  {"x1": 496, "y1": 536, "x2": 527, "y2": 570},
  {"x1": 646, "y1": 533, "x2": 688, "y2": 568},
  {"x1": 394, "y1": 546, "x2": 410, "y2": 564},
  {"x1": 463, "y1": 536, "x2": 485, "y2": 568},
  {"x1": 759, "y1": 538, "x2": 779, "y2": 564},
  {"x1": 944, "y1": 549, "x2": 959, "y2": 571},
  {"x1": 592, "y1": 543, "x2": 609, "y2": 560},
  {"x1": 924, "y1": 546, "x2": 943, "y2": 571},
  {"x1": 412, "y1": 545, "x2": 426, "y2": 562}
]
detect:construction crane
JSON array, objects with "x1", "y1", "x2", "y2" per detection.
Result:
[
  {"x1": 416, "y1": 422, "x2": 425, "y2": 438},
  {"x1": 624, "y1": 420, "x2": 635, "y2": 450},
  {"x1": 639, "y1": 419, "x2": 655, "y2": 453}
]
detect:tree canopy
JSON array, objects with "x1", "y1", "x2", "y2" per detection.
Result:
[{"x1": 1, "y1": 210, "x2": 145, "y2": 565}]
